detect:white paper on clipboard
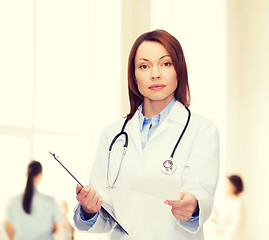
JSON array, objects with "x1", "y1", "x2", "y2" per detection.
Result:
[{"x1": 129, "y1": 176, "x2": 181, "y2": 200}]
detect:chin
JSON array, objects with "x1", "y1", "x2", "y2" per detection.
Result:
[{"x1": 146, "y1": 95, "x2": 173, "y2": 102}]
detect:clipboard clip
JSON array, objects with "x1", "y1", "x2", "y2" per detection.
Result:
[{"x1": 48, "y1": 151, "x2": 84, "y2": 187}]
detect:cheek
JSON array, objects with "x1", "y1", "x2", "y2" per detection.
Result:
[
  {"x1": 136, "y1": 81, "x2": 147, "y2": 94},
  {"x1": 168, "y1": 72, "x2": 178, "y2": 90},
  {"x1": 135, "y1": 71, "x2": 147, "y2": 89}
]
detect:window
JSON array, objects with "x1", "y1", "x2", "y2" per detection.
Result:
[{"x1": 0, "y1": 1, "x2": 121, "y2": 239}]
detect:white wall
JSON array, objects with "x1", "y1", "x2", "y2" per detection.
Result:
[{"x1": 227, "y1": 1, "x2": 269, "y2": 239}]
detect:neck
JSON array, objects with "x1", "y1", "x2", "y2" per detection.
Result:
[
  {"x1": 227, "y1": 192, "x2": 239, "y2": 198},
  {"x1": 143, "y1": 98, "x2": 173, "y2": 118},
  {"x1": 33, "y1": 173, "x2": 42, "y2": 186}
]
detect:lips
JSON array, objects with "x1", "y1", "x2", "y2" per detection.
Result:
[{"x1": 149, "y1": 84, "x2": 165, "y2": 90}]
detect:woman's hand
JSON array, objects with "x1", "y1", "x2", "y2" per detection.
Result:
[
  {"x1": 76, "y1": 184, "x2": 103, "y2": 219},
  {"x1": 164, "y1": 192, "x2": 198, "y2": 221}
]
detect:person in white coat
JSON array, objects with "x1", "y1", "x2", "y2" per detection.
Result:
[
  {"x1": 209, "y1": 175, "x2": 244, "y2": 240},
  {"x1": 73, "y1": 29, "x2": 220, "y2": 240}
]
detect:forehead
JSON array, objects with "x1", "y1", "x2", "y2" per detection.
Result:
[{"x1": 135, "y1": 41, "x2": 169, "y2": 60}]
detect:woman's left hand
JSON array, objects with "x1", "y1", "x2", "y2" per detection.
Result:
[{"x1": 164, "y1": 192, "x2": 198, "y2": 221}]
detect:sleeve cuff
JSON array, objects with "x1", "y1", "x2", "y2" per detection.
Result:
[
  {"x1": 188, "y1": 215, "x2": 199, "y2": 222},
  {"x1": 79, "y1": 205, "x2": 99, "y2": 227},
  {"x1": 188, "y1": 202, "x2": 199, "y2": 222}
]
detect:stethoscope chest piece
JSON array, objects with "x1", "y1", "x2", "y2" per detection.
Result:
[{"x1": 161, "y1": 158, "x2": 177, "y2": 174}]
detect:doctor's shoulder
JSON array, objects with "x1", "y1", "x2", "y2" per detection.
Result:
[
  {"x1": 188, "y1": 111, "x2": 219, "y2": 142},
  {"x1": 101, "y1": 117, "x2": 128, "y2": 138}
]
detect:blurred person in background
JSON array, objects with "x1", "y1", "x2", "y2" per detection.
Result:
[
  {"x1": 0, "y1": 220, "x2": 9, "y2": 240},
  {"x1": 1, "y1": 205, "x2": 10, "y2": 240},
  {"x1": 54, "y1": 200, "x2": 75, "y2": 240},
  {"x1": 5, "y1": 160, "x2": 63, "y2": 240},
  {"x1": 209, "y1": 175, "x2": 245, "y2": 240}
]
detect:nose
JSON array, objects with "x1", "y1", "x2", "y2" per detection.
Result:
[{"x1": 151, "y1": 66, "x2": 161, "y2": 80}]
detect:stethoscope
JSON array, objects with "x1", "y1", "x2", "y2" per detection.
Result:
[{"x1": 107, "y1": 107, "x2": 191, "y2": 189}]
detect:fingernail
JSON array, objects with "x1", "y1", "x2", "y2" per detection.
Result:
[{"x1": 164, "y1": 201, "x2": 169, "y2": 205}]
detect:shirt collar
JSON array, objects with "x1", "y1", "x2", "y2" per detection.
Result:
[{"x1": 138, "y1": 97, "x2": 177, "y2": 131}]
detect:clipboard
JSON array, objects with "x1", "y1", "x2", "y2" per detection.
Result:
[{"x1": 48, "y1": 151, "x2": 128, "y2": 235}]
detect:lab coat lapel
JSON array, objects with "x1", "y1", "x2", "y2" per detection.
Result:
[
  {"x1": 127, "y1": 111, "x2": 143, "y2": 155},
  {"x1": 167, "y1": 101, "x2": 189, "y2": 124}
]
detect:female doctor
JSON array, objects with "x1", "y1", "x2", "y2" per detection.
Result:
[{"x1": 73, "y1": 29, "x2": 219, "y2": 240}]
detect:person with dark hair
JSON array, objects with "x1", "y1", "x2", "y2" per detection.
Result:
[
  {"x1": 208, "y1": 174, "x2": 245, "y2": 240},
  {"x1": 227, "y1": 175, "x2": 244, "y2": 195},
  {"x1": 5, "y1": 160, "x2": 63, "y2": 240},
  {"x1": 74, "y1": 29, "x2": 219, "y2": 239}
]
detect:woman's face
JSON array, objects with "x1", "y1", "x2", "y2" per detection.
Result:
[
  {"x1": 134, "y1": 41, "x2": 178, "y2": 105},
  {"x1": 225, "y1": 179, "x2": 236, "y2": 196}
]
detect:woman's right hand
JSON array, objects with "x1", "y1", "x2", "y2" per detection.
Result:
[{"x1": 76, "y1": 184, "x2": 103, "y2": 218}]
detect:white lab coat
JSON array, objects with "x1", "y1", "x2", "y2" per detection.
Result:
[
  {"x1": 207, "y1": 195, "x2": 244, "y2": 240},
  {"x1": 74, "y1": 101, "x2": 219, "y2": 240}
]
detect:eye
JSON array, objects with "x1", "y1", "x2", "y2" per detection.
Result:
[
  {"x1": 163, "y1": 62, "x2": 172, "y2": 67},
  {"x1": 140, "y1": 64, "x2": 149, "y2": 70}
]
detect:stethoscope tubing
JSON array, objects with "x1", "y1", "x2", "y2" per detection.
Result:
[
  {"x1": 108, "y1": 131, "x2": 128, "y2": 151},
  {"x1": 107, "y1": 118, "x2": 129, "y2": 188},
  {"x1": 107, "y1": 106, "x2": 191, "y2": 186},
  {"x1": 170, "y1": 107, "x2": 191, "y2": 158}
]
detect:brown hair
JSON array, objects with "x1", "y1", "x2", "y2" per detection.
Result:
[
  {"x1": 23, "y1": 160, "x2": 42, "y2": 214},
  {"x1": 127, "y1": 29, "x2": 190, "y2": 119},
  {"x1": 228, "y1": 175, "x2": 244, "y2": 195}
]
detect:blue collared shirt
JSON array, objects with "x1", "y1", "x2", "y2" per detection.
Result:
[
  {"x1": 7, "y1": 189, "x2": 63, "y2": 240},
  {"x1": 138, "y1": 98, "x2": 176, "y2": 149},
  {"x1": 79, "y1": 204, "x2": 99, "y2": 227}
]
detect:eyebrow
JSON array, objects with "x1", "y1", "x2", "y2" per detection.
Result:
[{"x1": 137, "y1": 55, "x2": 171, "y2": 61}]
